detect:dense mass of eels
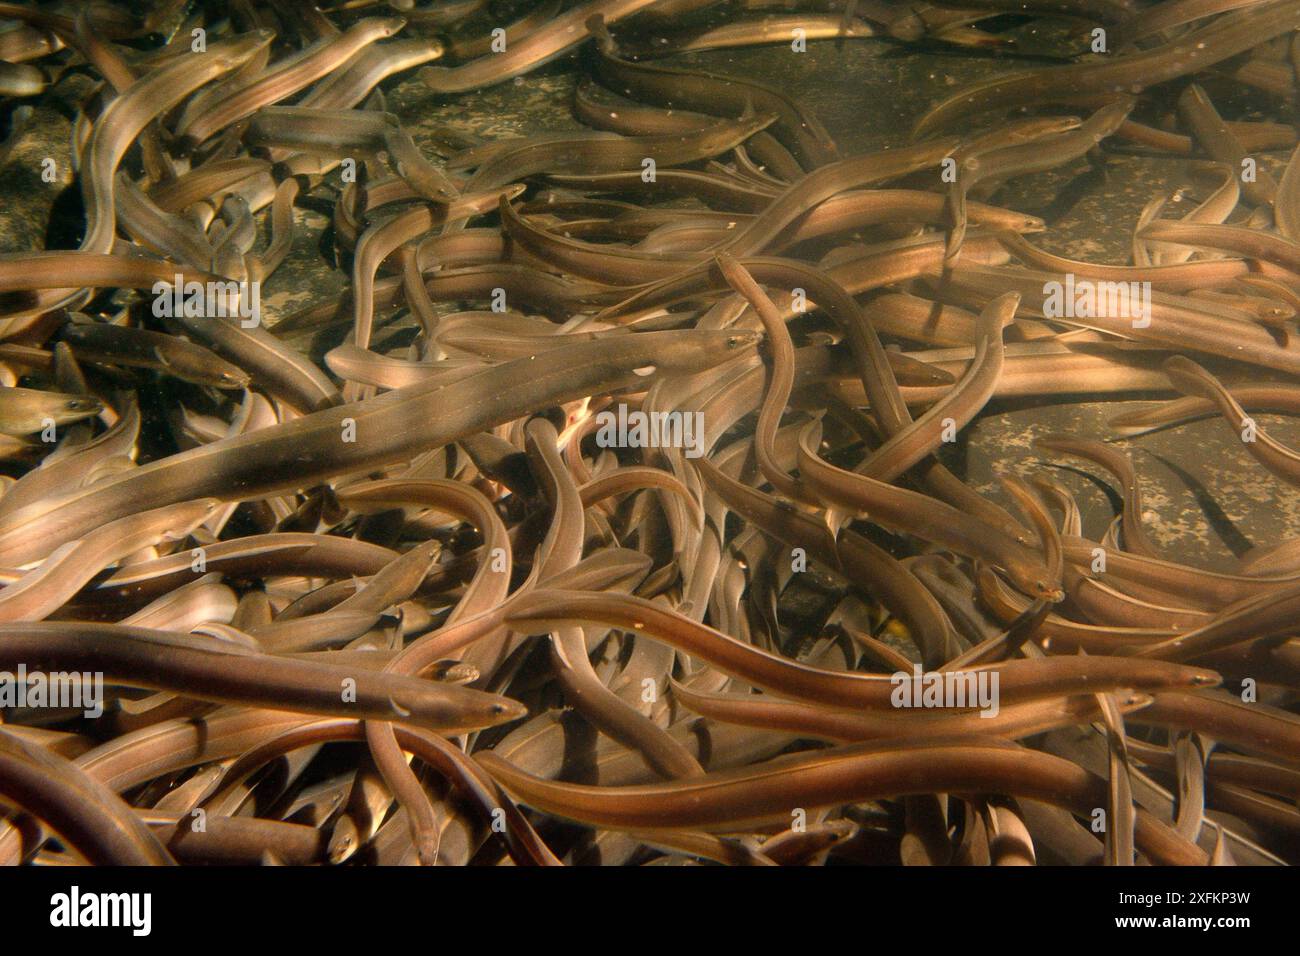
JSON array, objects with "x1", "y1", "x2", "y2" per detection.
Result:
[{"x1": 0, "y1": 0, "x2": 1296, "y2": 867}]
